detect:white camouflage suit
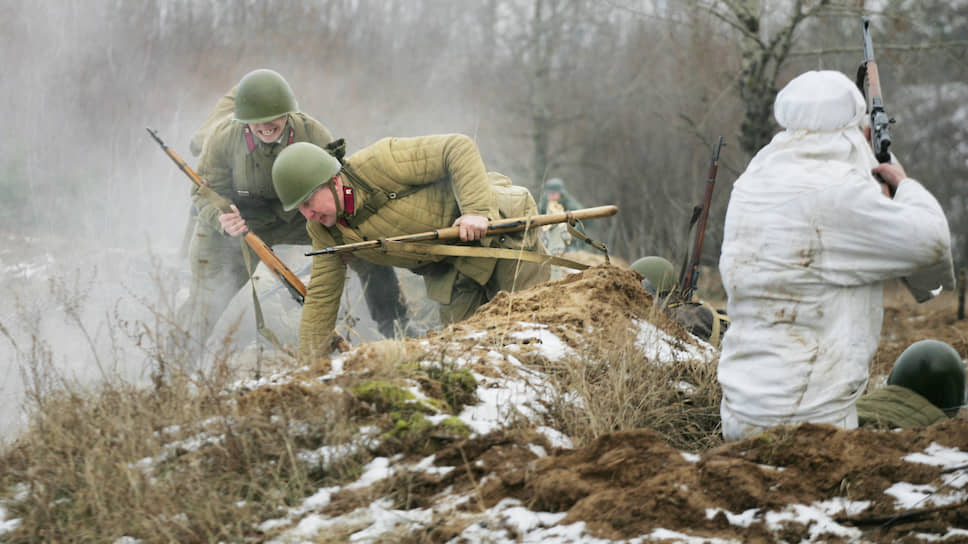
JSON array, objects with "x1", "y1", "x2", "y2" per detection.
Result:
[{"x1": 717, "y1": 70, "x2": 955, "y2": 441}]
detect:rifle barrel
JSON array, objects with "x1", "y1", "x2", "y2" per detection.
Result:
[{"x1": 306, "y1": 205, "x2": 618, "y2": 256}]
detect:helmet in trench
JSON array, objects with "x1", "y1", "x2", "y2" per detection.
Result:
[
  {"x1": 272, "y1": 142, "x2": 342, "y2": 211},
  {"x1": 630, "y1": 256, "x2": 677, "y2": 298},
  {"x1": 888, "y1": 339, "x2": 966, "y2": 416},
  {"x1": 234, "y1": 69, "x2": 299, "y2": 124}
]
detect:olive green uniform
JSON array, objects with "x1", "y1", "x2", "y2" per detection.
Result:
[
  {"x1": 856, "y1": 385, "x2": 948, "y2": 429},
  {"x1": 300, "y1": 134, "x2": 550, "y2": 361},
  {"x1": 182, "y1": 110, "x2": 406, "y2": 348}
]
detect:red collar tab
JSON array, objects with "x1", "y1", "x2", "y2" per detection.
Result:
[
  {"x1": 243, "y1": 125, "x2": 295, "y2": 153},
  {"x1": 338, "y1": 186, "x2": 355, "y2": 226}
]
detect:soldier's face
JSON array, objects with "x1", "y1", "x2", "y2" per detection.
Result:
[
  {"x1": 299, "y1": 179, "x2": 340, "y2": 227},
  {"x1": 547, "y1": 191, "x2": 562, "y2": 201},
  {"x1": 249, "y1": 115, "x2": 288, "y2": 143}
]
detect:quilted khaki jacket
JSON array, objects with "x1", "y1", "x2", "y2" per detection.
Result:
[{"x1": 299, "y1": 134, "x2": 508, "y2": 361}]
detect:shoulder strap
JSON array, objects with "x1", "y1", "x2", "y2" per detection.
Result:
[{"x1": 340, "y1": 165, "x2": 428, "y2": 228}]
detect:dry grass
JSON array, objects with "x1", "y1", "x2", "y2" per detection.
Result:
[
  {"x1": 0, "y1": 265, "x2": 726, "y2": 541},
  {"x1": 0, "y1": 344, "x2": 369, "y2": 543},
  {"x1": 540, "y1": 305, "x2": 724, "y2": 453},
  {"x1": 0, "y1": 272, "x2": 372, "y2": 543}
]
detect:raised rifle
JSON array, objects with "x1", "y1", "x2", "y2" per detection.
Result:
[
  {"x1": 305, "y1": 205, "x2": 618, "y2": 256},
  {"x1": 856, "y1": 16, "x2": 894, "y2": 164},
  {"x1": 678, "y1": 136, "x2": 724, "y2": 302},
  {"x1": 147, "y1": 128, "x2": 350, "y2": 352}
]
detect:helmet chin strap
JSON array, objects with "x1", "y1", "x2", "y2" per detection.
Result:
[{"x1": 328, "y1": 173, "x2": 349, "y2": 223}]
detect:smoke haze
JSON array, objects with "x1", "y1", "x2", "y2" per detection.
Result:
[{"x1": 2, "y1": 0, "x2": 967, "y2": 440}]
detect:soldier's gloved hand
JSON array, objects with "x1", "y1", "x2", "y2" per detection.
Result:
[{"x1": 218, "y1": 204, "x2": 249, "y2": 237}]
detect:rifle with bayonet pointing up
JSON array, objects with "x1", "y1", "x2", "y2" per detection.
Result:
[{"x1": 147, "y1": 127, "x2": 350, "y2": 353}]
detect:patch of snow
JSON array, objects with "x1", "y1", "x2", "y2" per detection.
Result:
[
  {"x1": 632, "y1": 319, "x2": 716, "y2": 363},
  {"x1": 681, "y1": 452, "x2": 700, "y2": 463},
  {"x1": 536, "y1": 425, "x2": 573, "y2": 450},
  {"x1": 508, "y1": 323, "x2": 576, "y2": 361},
  {"x1": 884, "y1": 481, "x2": 968, "y2": 510},
  {"x1": 904, "y1": 442, "x2": 968, "y2": 470}
]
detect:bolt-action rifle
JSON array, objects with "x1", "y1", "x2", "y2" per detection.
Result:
[
  {"x1": 856, "y1": 16, "x2": 894, "y2": 165},
  {"x1": 678, "y1": 137, "x2": 724, "y2": 302},
  {"x1": 305, "y1": 205, "x2": 618, "y2": 257},
  {"x1": 147, "y1": 128, "x2": 349, "y2": 352}
]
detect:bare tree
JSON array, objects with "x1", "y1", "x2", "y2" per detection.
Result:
[{"x1": 695, "y1": 0, "x2": 835, "y2": 155}]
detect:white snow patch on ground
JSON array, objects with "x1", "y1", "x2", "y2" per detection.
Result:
[{"x1": 632, "y1": 319, "x2": 716, "y2": 363}]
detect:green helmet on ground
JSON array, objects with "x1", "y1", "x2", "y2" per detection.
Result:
[
  {"x1": 272, "y1": 142, "x2": 342, "y2": 211},
  {"x1": 234, "y1": 69, "x2": 299, "y2": 124},
  {"x1": 630, "y1": 256, "x2": 677, "y2": 298},
  {"x1": 888, "y1": 339, "x2": 966, "y2": 416}
]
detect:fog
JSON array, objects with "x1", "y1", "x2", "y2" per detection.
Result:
[{"x1": 2, "y1": 0, "x2": 967, "y2": 441}]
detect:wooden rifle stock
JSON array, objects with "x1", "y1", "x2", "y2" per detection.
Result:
[
  {"x1": 678, "y1": 137, "x2": 724, "y2": 301},
  {"x1": 147, "y1": 128, "x2": 350, "y2": 353},
  {"x1": 305, "y1": 205, "x2": 618, "y2": 256}
]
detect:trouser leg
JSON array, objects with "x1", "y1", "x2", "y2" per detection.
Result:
[
  {"x1": 437, "y1": 271, "x2": 487, "y2": 325},
  {"x1": 347, "y1": 259, "x2": 410, "y2": 338},
  {"x1": 176, "y1": 222, "x2": 249, "y2": 359}
]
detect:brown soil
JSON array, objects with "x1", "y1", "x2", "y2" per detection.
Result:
[
  {"x1": 441, "y1": 267, "x2": 968, "y2": 542},
  {"x1": 333, "y1": 264, "x2": 968, "y2": 543}
]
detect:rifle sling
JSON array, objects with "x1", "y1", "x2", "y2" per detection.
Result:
[
  {"x1": 566, "y1": 221, "x2": 609, "y2": 261},
  {"x1": 378, "y1": 240, "x2": 592, "y2": 270},
  {"x1": 240, "y1": 238, "x2": 288, "y2": 352}
]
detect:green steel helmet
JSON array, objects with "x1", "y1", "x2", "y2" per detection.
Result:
[
  {"x1": 545, "y1": 177, "x2": 564, "y2": 192},
  {"x1": 888, "y1": 339, "x2": 966, "y2": 416},
  {"x1": 234, "y1": 69, "x2": 299, "y2": 124},
  {"x1": 630, "y1": 256, "x2": 677, "y2": 298},
  {"x1": 272, "y1": 142, "x2": 341, "y2": 211}
]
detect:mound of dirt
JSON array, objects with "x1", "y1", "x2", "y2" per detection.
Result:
[
  {"x1": 444, "y1": 264, "x2": 695, "y2": 351},
  {"x1": 406, "y1": 267, "x2": 968, "y2": 542},
  {"x1": 466, "y1": 421, "x2": 967, "y2": 543},
  {"x1": 269, "y1": 265, "x2": 968, "y2": 542}
]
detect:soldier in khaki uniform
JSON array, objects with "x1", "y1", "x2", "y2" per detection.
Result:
[
  {"x1": 857, "y1": 339, "x2": 966, "y2": 429},
  {"x1": 180, "y1": 69, "x2": 408, "y2": 352},
  {"x1": 630, "y1": 255, "x2": 729, "y2": 347},
  {"x1": 271, "y1": 135, "x2": 551, "y2": 362}
]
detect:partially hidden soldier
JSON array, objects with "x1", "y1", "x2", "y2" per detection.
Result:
[
  {"x1": 857, "y1": 339, "x2": 966, "y2": 429},
  {"x1": 630, "y1": 256, "x2": 729, "y2": 347},
  {"x1": 270, "y1": 135, "x2": 552, "y2": 364},
  {"x1": 538, "y1": 178, "x2": 583, "y2": 214},
  {"x1": 538, "y1": 178, "x2": 588, "y2": 280},
  {"x1": 179, "y1": 69, "x2": 410, "y2": 354}
]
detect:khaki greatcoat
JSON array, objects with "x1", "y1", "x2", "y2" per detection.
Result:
[{"x1": 300, "y1": 134, "x2": 549, "y2": 361}]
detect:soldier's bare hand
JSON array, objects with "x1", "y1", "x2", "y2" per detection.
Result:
[
  {"x1": 454, "y1": 214, "x2": 489, "y2": 241},
  {"x1": 219, "y1": 204, "x2": 249, "y2": 237},
  {"x1": 872, "y1": 160, "x2": 907, "y2": 196}
]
